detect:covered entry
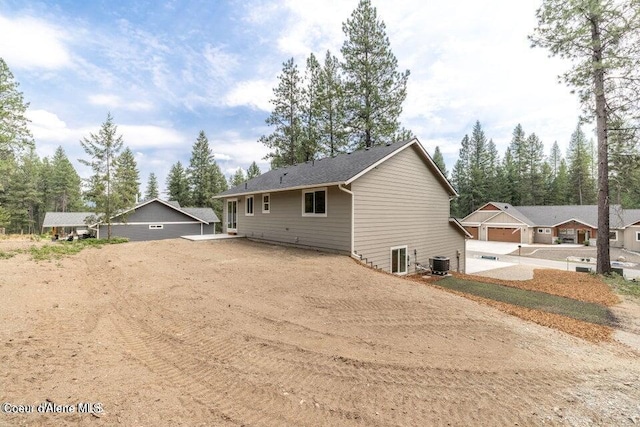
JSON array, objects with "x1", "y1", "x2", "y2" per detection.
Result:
[{"x1": 488, "y1": 227, "x2": 521, "y2": 243}]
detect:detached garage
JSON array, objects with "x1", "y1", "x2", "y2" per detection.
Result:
[{"x1": 487, "y1": 227, "x2": 521, "y2": 243}]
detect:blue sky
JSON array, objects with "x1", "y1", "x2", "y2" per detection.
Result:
[{"x1": 0, "y1": 0, "x2": 581, "y2": 195}]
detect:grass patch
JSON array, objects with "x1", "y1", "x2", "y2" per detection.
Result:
[
  {"x1": 604, "y1": 273, "x2": 640, "y2": 298},
  {"x1": 28, "y1": 238, "x2": 129, "y2": 261},
  {"x1": 0, "y1": 250, "x2": 18, "y2": 260},
  {"x1": 437, "y1": 276, "x2": 614, "y2": 326}
]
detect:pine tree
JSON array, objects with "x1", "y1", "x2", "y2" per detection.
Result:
[
  {"x1": 567, "y1": 123, "x2": 596, "y2": 205},
  {"x1": 317, "y1": 51, "x2": 348, "y2": 157},
  {"x1": 166, "y1": 161, "x2": 190, "y2": 206},
  {"x1": 530, "y1": 0, "x2": 640, "y2": 273},
  {"x1": 230, "y1": 168, "x2": 246, "y2": 187},
  {"x1": 522, "y1": 133, "x2": 545, "y2": 205},
  {"x1": 113, "y1": 147, "x2": 140, "y2": 210},
  {"x1": 5, "y1": 147, "x2": 40, "y2": 233},
  {"x1": 451, "y1": 134, "x2": 472, "y2": 217},
  {"x1": 145, "y1": 173, "x2": 159, "y2": 200},
  {"x1": 486, "y1": 139, "x2": 501, "y2": 202},
  {"x1": 259, "y1": 58, "x2": 303, "y2": 168},
  {"x1": 188, "y1": 131, "x2": 216, "y2": 207},
  {"x1": 80, "y1": 113, "x2": 124, "y2": 240},
  {"x1": 50, "y1": 146, "x2": 82, "y2": 212},
  {"x1": 432, "y1": 146, "x2": 447, "y2": 177},
  {"x1": 0, "y1": 58, "x2": 33, "y2": 157},
  {"x1": 299, "y1": 53, "x2": 322, "y2": 162},
  {"x1": 609, "y1": 119, "x2": 640, "y2": 208},
  {"x1": 549, "y1": 141, "x2": 562, "y2": 178},
  {"x1": 246, "y1": 161, "x2": 261, "y2": 179},
  {"x1": 341, "y1": 0, "x2": 410, "y2": 148},
  {"x1": 508, "y1": 124, "x2": 527, "y2": 205},
  {"x1": 468, "y1": 121, "x2": 490, "y2": 211},
  {"x1": 500, "y1": 149, "x2": 518, "y2": 205},
  {"x1": 550, "y1": 159, "x2": 570, "y2": 205}
]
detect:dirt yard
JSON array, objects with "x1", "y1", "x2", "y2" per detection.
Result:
[{"x1": 2, "y1": 238, "x2": 640, "y2": 426}]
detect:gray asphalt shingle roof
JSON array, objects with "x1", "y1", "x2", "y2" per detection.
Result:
[
  {"x1": 182, "y1": 207, "x2": 220, "y2": 223},
  {"x1": 42, "y1": 212, "x2": 94, "y2": 228},
  {"x1": 217, "y1": 139, "x2": 445, "y2": 197}
]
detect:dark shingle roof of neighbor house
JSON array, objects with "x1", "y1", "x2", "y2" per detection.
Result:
[
  {"x1": 42, "y1": 212, "x2": 94, "y2": 228},
  {"x1": 217, "y1": 138, "x2": 455, "y2": 197}
]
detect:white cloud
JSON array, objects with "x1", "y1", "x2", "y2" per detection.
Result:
[
  {"x1": 118, "y1": 125, "x2": 188, "y2": 149},
  {"x1": 214, "y1": 153, "x2": 232, "y2": 161},
  {"x1": 88, "y1": 94, "x2": 154, "y2": 111},
  {"x1": 0, "y1": 14, "x2": 72, "y2": 69},
  {"x1": 210, "y1": 131, "x2": 270, "y2": 165},
  {"x1": 223, "y1": 79, "x2": 274, "y2": 111}
]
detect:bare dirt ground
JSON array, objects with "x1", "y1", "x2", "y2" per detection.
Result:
[{"x1": 2, "y1": 238, "x2": 640, "y2": 426}]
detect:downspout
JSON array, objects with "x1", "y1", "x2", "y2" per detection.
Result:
[{"x1": 338, "y1": 184, "x2": 358, "y2": 259}]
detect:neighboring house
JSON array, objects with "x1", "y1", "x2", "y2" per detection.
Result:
[
  {"x1": 42, "y1": 211, "x2": 94, "y2": 236},
  {"x1": 460, "y1": 202, "x2": 640, "y2": 251},
  {"x1": 95, "y1": 198, "x2": 219, "y2": 241},
  {"x1": 215, "y1": 138, "x2": 470, "y2": 274},
  {"x1": 42, "y1": 199, "x2": 220, "y2": 242}
]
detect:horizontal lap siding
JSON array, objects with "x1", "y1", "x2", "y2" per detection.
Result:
[
  {"x1": 224, "y1": 187, "x2": 351, "y2": 252},
  {"x1": 623, "y1": 227, "x2": 640, "y2": 251},
  {"x1": 483, "y1": 212, "x2": 524, "y2": 225},
  {"x1": 117, "y1": 201, "x2": 197, "y2": 222},
  {"x1": 462, "y1": 210, "x2": 500, "y2": 224},
  {"x1": 352, "y1": 145, "x2": 465, "y2": 273},
  {"x1": 99, "y1": 223, "x2": 202, "y2": 241}
]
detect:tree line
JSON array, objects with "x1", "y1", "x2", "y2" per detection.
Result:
[
  {"x1": 448, "y1": 120, "x2": 640, "y2": 218},
  {"x1": 259, "y1": 0, "x2": 411, "y2": 168},
  {"x1": 0, "y1": 57, "x2": 261, "y2": 235}
]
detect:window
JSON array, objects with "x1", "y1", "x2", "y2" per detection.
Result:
[
  {"x1": 149, "y1": 224, "x2": 164, "y2": 229},
  {"x1": 609, "y1": 231, "x2": 618, "y2": 241},
  {"x1": 302, "y1": 188, "x2": 327, "y2": 217},
  {"x1": 245, "y1": 195, "x2": 254, "y2": 216},
  {"x1": 636, "y1": 231, "x2": 640, "y2": 242},
  {"x1": 390, "y1": 246, "x2": 407, "y2": 275},
  {"x1": 262, "y1": 194, "x2": 270, "y2": 214},
  {"x1": 537, "y1": 228, "x2": 544, "y2": 233},
  {"x1": 545, "y1": 229, "x2": 551, "y2": 234}
]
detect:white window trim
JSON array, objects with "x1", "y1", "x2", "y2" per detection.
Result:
[
  {"x1": 537, "y1": 228, "x2": 544, "y2": 233},
  {"x1": 301, "y1": 187, "x2": 328, "y2": 217},
  {"x1": 390, "y1": 245, "x2": 408, "y2": 275},
  {"x1": 149, "y1": 224, "x2": 164, "y2": 230},
  {"x1": 636, "y1": 231, "x2": 640, "y2": 242},
  {"x1": 609, "y1": 230, "x2": 618, "y2": 241},
  {"x1": 262, "y1": 193, "x2": 270, "y2": 214},
  {"x1": 545, "y1": 229, "x2": 551, "y2": 234},
  {"x1": 227, "y1": 198, "x2": 238, "y2": 232},
  {"x1": 245, "y1": 195, "x2": 254, "y2": 216}
]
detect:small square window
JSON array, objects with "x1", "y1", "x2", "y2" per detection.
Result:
[
  {"x1": 245, "y1": 195, "x2": 254, "y2": 216},
  {"x1": 537, "y1": 228, "x2": 544, "y2": 233},
  {"x1": 262, "y1": 194, "x2": 270, "y2": 214},
  {"x1": 636, "y1": 231, "x2": 640, "y2": 242},
  {"x1": 609, "y1": 231, "x2": 618, "y2": 241},
  {"x1": 149, "y1": 224, "x2": 164, "y2": 230}
]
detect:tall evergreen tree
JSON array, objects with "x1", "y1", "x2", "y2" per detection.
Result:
[
  {"x1": 165, "y1": 161, "x2": 190, "y2": 206},
  {"x1": 549, "y1": 141, "x2": 562, "y2": 178},
  {"x1": 50, "y1": 146, "x2": 82, "y2": 212},
  {"x1": 230, "y1": 168, "x2": 246, "y2": 187},
  {"x1": 341, "y1": 0, "x2": 410, "y2": 148},
  {"x1": 609, "y1": 120, "x2": 640, "y2": 208},
  {"x1": 145, "y1": 172, "x2": 159, "y2": 200},
  {"x1": 113, "y1": 147, "x2": 140, "y2": 210},
  {"x1": 522, "y1": 133, "x2": 545, "y2": 205},
  {"x1": 486, "y1": 139, "x2": 501, "y2": 202},
  {"x1": 317, "y1": 51, "x2": 348, "y2": 156},
  {"x1": 567, "y1": 123, "x2": 596, "y2": 205},
  {"x1": 5, "y1": 147, "x2": 40, "y2": 233},
  {"x1": 188, "y1": 131, "x2": 216, "y2": 207},
  {"x1": 299, "y1": 53, "x2": 322, "y2": 162},
  {"x1": 259, "y1": 58, "x2": 303, "y2": 168},
  {"x1": 508, "y1": 124, "x2": 527, "y2": 205},
  {"x1": 432, "y1": 146, "x2": 448, "y2": 177},
  {"x1": 80, "y1": 113, "x2": 124, "y2": 240},
  {"x1": 468, "y1": 121, "x2": 491, "y2": 211},
  {"x1": 550, "y1": 159, "x2": 571, "y2": 205},
  {"x1": 531, "y1": 0, "x2": 640, "y2": 273},
  {"x1": 246, "y1": 161, "x2": 261, "y2": 179},
  {"x1": 0, "y1": 58, "x2": 33, "y2": 157},
  {"x1": 451, "y1": 134, "x2": 472, "y2": 217}
]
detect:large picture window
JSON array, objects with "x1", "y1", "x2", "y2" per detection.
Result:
[
  {"x1": 390, "y1": 246, "x2": 407, "y2": 275},
  {"x1": 245, "y1": 195, "x2": 254, "y2": 216},
  {"x1": 302, "y1": 188, "x2": 327, "y2": 216}
]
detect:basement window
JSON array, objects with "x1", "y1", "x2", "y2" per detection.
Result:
[
  {"x1": 390, "y1": 246, "x2": 407, "y2": 275},
  {"x1": 149, "y1": 224, "x2": 164, "y2": 230},
  {"x1": 302, "y1": 188, "x2": 327, "y2": 217}
]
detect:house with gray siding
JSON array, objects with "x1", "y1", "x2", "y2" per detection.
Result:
[
  {"x1": 95, "y1": 198, "x2": 220, "y2": 241},
  {"x1": 215, "y1": 138, "x2": 470, "y2": 274}
]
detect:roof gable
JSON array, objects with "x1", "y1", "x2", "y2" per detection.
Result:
[
  {"x1": 217, "y1": 138, "x2": 456, "y2": 197},
  {"x1": 42, "y1": 212, "x2": 94, "y2": 228},
  {"x1": 107, "y1": 198, "x2": 212, "y2": 224}
]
